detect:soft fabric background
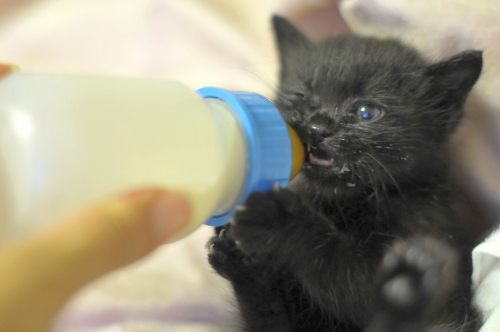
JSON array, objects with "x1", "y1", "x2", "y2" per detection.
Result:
[{"x1": 0, "y1": 0, "x2": 499, "y2": 331}]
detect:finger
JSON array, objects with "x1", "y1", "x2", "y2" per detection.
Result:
[
  {"x1": 37, "y1": 188, "x2": 191, "y2": 288},
  {"x1": 0, "y1": 189, "x2": 191, "y2": 332}
]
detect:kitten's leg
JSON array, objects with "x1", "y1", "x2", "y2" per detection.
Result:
[
  {"x1": 228, "y1": 188, "x2": 381, "y2": 324},
  {"x1": 365, "y1": 237, "x2": 481, "y2": 332},
  {"x1": 207, "y1": 226, "x2": 292, "y2": 332}
]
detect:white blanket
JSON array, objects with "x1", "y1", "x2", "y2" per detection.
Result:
[{"x1": 474, "y1": 228, "x2": 500, "y2": 331}]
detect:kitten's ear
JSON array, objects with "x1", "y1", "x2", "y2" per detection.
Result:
[
  {"x1": 272, "y1": 15, "x2": 311, "y2": 70},
  {"x1": 425, "y1": 50, "x2": 483, "y2": 105}
]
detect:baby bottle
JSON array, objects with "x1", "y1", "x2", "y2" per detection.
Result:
[{"x1": 0, "y1": 71, "x2": 305, "y2": 242}]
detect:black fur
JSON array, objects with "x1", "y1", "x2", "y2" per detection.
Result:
[{"x1": 208, "y1": 16, "x2": 483, "y2": 332}]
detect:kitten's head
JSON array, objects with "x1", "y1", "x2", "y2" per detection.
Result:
[{"x1": 272, "y1": 16, "x2": 482, "y2": 197}]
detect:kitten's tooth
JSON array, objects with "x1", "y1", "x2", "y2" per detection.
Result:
[
  {"x1": 209, "y1": 244, "x2": 215, "y2": 255},
  {"x1": 341, "y1": 164, "x2": 350, "y2": 173},
  {"x1": 219, "y1": 229, "x2": 226, "y2": 240}
]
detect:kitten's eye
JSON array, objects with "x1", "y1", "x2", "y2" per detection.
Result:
[{"x1": 355, "y1": 103, "x2": 383, "y2": 121}]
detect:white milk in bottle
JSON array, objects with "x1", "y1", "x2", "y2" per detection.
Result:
[{"x1": 0, "y1": 71, "x2": 304, "y2": 242}]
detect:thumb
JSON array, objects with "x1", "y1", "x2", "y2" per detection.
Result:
[
  {"x1": 0, "y1": 189, "x2": 191, "y2": 332},
  {"x1": 39, "y1": 188, "x2": 192, "y2": 288}
]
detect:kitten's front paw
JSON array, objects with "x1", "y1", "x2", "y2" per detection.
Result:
[
  {"x1": 368, "y1": 236, "x2": 459, "y2": 330},
  {"x1": 207, "y1": 226, "x2": 261, "y2": 281},
  {"x1": 229, "y1": 185, "x2": 306, "y2": 257}
]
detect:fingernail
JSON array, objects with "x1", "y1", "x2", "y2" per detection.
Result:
[
  {"x1": 150, "y1": 194, "x2": 191, "y2": 241},
  {"x1": 0, "y1": 63, "x2": 19, "y2": 78}
]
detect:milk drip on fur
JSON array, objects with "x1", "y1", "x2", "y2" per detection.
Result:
[{"x1": 0, "y1": 72, "x2": 305, "y2": 242}]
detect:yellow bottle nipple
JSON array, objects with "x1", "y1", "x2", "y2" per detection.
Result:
[{"x1": 288, "y1": 126, "x2": 305, "y2": 180}]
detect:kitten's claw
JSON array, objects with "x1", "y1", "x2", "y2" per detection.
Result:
[
  {"x1": 207, "y1": 226, "x2": 267, "y2": 282},
  {"x1": 273, "y1": 182, "x2": 281, "y2": 192},
  {"x1": 235, "y1": 205, "x2": 246, "y2": 212}
]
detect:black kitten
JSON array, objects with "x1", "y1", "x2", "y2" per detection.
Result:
[{"x1": 208, "y1": 16, "x2": 483, "y2": 332}]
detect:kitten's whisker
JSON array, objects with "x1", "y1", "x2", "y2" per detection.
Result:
[
  {"x1": 358, "y1": 160, "x2": 381, "y2": 214},
  {"x1": 459, "y1": 311, "x2": 468, "y2": 332},
  {"x1": 364, "y1": 152, "x2": 407, "y2": 204},
  {"x1": 232, "y1": 67, "x2": 279, "y2": 96}
]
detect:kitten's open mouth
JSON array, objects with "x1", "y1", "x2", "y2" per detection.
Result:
[
  {"x1": 307, "y1": 144, "x2": 334, "y2": 167},
  {"x1": 306, "y1": 144, "x2": 351, "y2": 176}
]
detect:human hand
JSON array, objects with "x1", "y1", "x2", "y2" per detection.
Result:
[
  {"x1": 0, "y1": 188, "x2": 191, "y2": 332},
  {"x1": 0, "y1": 64, "x2": 191, "y2": 331}
]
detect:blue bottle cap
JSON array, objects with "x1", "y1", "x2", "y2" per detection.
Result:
[{"x1": 197, "y1": 87, "x2": 292, "y2": 227}]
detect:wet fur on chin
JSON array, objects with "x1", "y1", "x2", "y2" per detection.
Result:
[{"x1": 207, "y1": 15, "x2": 484, "y2": 332}]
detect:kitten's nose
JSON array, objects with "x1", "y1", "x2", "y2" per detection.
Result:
[{"x1": 308, "y1": 115, "x2": 334, "y2": 143}]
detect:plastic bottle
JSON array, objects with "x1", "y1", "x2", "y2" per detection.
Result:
[{"x1": 0, "y1": 71, "x2": 305, "y2": 242}]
